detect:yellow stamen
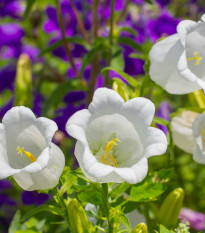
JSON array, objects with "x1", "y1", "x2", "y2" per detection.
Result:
[
  {"x1": 105, "y1": 138, "x2": 120, "y2": 154},
  {"x1": 187, "y1": 51, "x2": 203, "y2": 65},
  {"x1": 16, "y1": 146, "x2": 36, "y2": 162},
  {"x1": 101, "y1": 138, "x2": 120, "y2": 167}
]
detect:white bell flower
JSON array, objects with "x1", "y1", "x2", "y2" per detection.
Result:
[
  {"x1": 149, "y1": 14, "x2": 205, "y2": 94},
  {"x1": 0, "y1": 106, "x2": 65, "y2": 191},
  {"x1": 192, "y1": 114, "x2": 205, "y2": 164},
  {"x1": 66, "y1": 88, "x2": 167, "y2": 184},
  {"x1": 171, "y1": 110, "x2": 198, "y2": 153}
]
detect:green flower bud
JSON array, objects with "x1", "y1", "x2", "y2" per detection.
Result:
[
  {"x1": 132, "y1": 222, "x2": 147, "y2": 233},
  {"x1": 159, "y1": 188, "x2": 184, "y2": 228},
  {"x1": 188, "y1": 90, "x2": 205, "y2": 109},
  {"x1": 14, "y1": 54, "x2": 32, "y2": 108},
  {"x1": 67, "y1": 199, "x2": 93, "y2": 233}
]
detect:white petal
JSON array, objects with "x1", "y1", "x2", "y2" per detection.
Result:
[
  {"x1": 66, "y1": 109, "x2": 91, "y2": 144},
  {"x1": 149, "y1": 34, "x2": 199, "y2": 94},
  {"x1": 201, "y1": 14, "x2": 205, "y2": 22},
  {"x1": 36, "y1": 117, "x2": 58, "y2": 144},
  {"x1": 177, "y1": 20, "x2": 198, "y2": 46},
  {"x1": 0, "y1": 124, "x2": 20, "y2": 179},
  {"x1": 13, "y1": 143, "x2": 65, "y2": 191},
  {"x1": 171, "y1": 116, "x2": 195, "y2": 153},
  {"x1": 22, "y1": 147, "x2": 50, "y2": 173},
  {"x1": 121, "y1": 97, "x2": 155, "y2": 135},
  {"x1": 88, "y1": 88, "x2": 124, "y2": 116},
  {"x1": 192, "y1": 114, "x2": 205, "y2": 138},
  {"x1": 193, "y1": 144, "x2": 205, "y2": 164},
  {"x1": 143, "y1": 127, "x2": 167, "y2": 158},
  {"x1": 2, "y1": 106, "x2": 36, "y2": 135},
  {"x1": 75, "y1": 141, "x2": 148, "y2": 184}
]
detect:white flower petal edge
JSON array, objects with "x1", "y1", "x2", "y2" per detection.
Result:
[
  {"x1": 192, "y1": 114, "x2": 205, "y2": 164},
  {"x1": 171, "y1": 111, "x2": 198, "y2": 153},
  {"x1": 149, "y1": 14, "x2": 205, "y2": 94},
  {"x1": 66, "y1": 88, "x2": 167, "y2": 184},
  {"x1": 0, "y1": 106, "x2": 65, "y2": 191}
]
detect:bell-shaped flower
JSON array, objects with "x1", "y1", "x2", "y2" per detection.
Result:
[
  {"x1": 171, "y1": 110, "x2": 198, "y2": 153},
  {"x1": 149, "y1": 14, "x2": 205, "y2": 94},
  {"x1": 0, "y1": 106, "x2": 65, "y2": 191},
  {"x1": 66, "y1": 88, "x2": 167, "y2": 184},
  {"x1": 192, "y1": 113, "x2": 205, "y2": 164}
]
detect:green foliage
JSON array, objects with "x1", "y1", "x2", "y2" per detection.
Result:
[{"x1": 130, "y1": 169, "x2": 174, "y2": 202}]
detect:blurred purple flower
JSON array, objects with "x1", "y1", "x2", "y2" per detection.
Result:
[
  {"x1": 179, "y1": 208, "x2": 205, "y2": 231},
  {"x1": 0, "y1": 65, "x2": 16, "y2": 93},
  {"x1": 0, "y1": 23, "x2": 23, "y2": 47},
  {"x1": 21, "y1": 191, "x2": 50, "y2": 206},
  {"x1": 0, "y1": 0, "x2": 24, "y2": 19},
  {"x1": 43, "y1": 0, "x2": 77, "y2": 36},
  {"x1": 156, "y1": 101, "x2": 171, "y2": 134},
  {"x1": 147, "y1": 12, "x2": 180, "y2": 42},
  {"x1": 0, "y1": 181, "x2": 12, "y2": 189},
  {"x1": 155, "y1": 0, "x2": 171, "y2": 8}
]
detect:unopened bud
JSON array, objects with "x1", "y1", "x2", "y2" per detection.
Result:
[
  {"x1": 67, "y1": 199, "x2": 93, "y2": 233},
  {"x1": 159, "y1": 188, "x2": 184, "y2": 227},
  {"x1": 132, "y1": 222, "x2": 147, "y2": 233},
  {"x1": 14, "y1": 54, "x2": 32, "y2": 108}
]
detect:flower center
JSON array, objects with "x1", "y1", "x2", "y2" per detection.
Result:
[
  {"x1": 101, "y1": 138, "x2": 120, "y2": 167},
  {"x1": 187, "y1": 51, "x2": 203, "y2": 65},
  {"x1": 16, "y1": 146, "x2": 36, "y2": 163}
]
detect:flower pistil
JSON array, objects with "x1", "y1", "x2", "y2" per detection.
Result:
[
  {"x1": 16, "y1": 146, "x2": 36, "y2": 162},
  {"x1": 187, "y1": 51, "x2": 203, "y2": 65}
]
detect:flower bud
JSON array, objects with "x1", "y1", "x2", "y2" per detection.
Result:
[
  {"x1": 132, "y1": 222, "x2": 147, "y2": 233},
  {"x1": 189, "y1": 90, "x2": 205, "y2": 109},
  {"x1": 14, "y1": 54, "x2": 32, "y2": 108},
  {"x1": 159, "y1": 188, "x2": 184, "y2": 227},
  {"x1": 67, "y1": 199, "x2": 93, "y2": 233}
]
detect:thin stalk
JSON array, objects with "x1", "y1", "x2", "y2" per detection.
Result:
[
  {"x1": 87, "y1": 0, "x2": 100, "y2": 105},
  {"x1": 70, "y1": 0, "x2": 91, "y2": 45},
  {"x1": 101, "y1": 183, "x2": 113, "y2": 233},
  {"x1": 55, "y1": 0, "x2": 81, "y2": 81},
  {"x1": 116, "y1": 0, "x2": 131, "y2": 24},
  {"x1": 105, "y1": 0, "x2": 115, "y2": 86}
]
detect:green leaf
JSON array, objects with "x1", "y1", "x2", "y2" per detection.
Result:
[
  {"x1": 78, "y1": 189, "x2": 103, "y2": 206},
  {"x1": 42, "y1": 79, "x2": 84, "y2": 117},
  {"x1": 16, "y1": 230, "x2": 41, "y2": 233},
  {"x1": 9, "y1": 210, "x2": 21, "y2": 233},
  {"x1": 118, "y1": 27, "x2": 138, "y2": 36},
  {"x1": 23, "y1": 0, "x2": 35, "y2": 20},
  {"x1": 110, "y1": 182, "x2": 130, "y2": 197},
  {"x1": 144, "y1": 0, "x2": 153, "y2": 4},
  {"x1": 21, "y1": 205, "x2": 64, "y2": 222},
  {"x1": 80, "y1": 43, "x2": 106, "y2": 76},
  {"x1": 101, "y1": 67, "x2": 140, "y2": 87},
  {"x1": 130, "y1": 168, "x2": 174, "y2": 202},
  {"x1": 39, "y1": 37, "x2": 90, "y2": 56},
  {"x1": 159, "y1": 225, "x2": 175, "y2": 233},
  {"x1": 111, "y1": 46, "x2": 125, "y2": 70},
  {"x1": 110, "y1": 208, "x2": 131, "y2": 233},
  {"x1": 153, "y1": 117, "x2": 170, "y2": 126},
  {"x1": 118, "y1": 36, "x2": 144, "y2": 52},
  {"x1": 59, "y1": 174, "x2": 77, "y2": 196}
]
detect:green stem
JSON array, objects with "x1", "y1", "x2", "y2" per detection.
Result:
[
  {"x1": 101, "y1": 183, "x2": 113, "y2": 233},
  {"x1": 105, "y1": 0, "x2": 115, "y2": 86},
  {"x1": 143, "y1": 204, "x2": 153, "y2": 232}
]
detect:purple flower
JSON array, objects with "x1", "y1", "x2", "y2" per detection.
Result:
[
  {"x1": 179, "y1": 208, "x2": 205, "y2": 231},
  {"x1": 0, "y1": 0, "x2": 24, "y2": 19},
  {"x1": 155, "y1": 0, "x2": 171, "y2": 8},
  {"x1": 147, "y1": 13, "x2": 180, "y2": 42},
  {"x1": 0, "y1": 65, "x2": 16, "y2": 93},
  {"x1": 43, "y1": 0, "x2": 77, "y2": 36},
  {"x1": 0, "y1": 23, "x2": 24, "y2": 47},
  {"x1": 156, "y1": 101, "x2": 171, "y2": 134},
  {"x1": 0, "y1": 180, "x2": 12, "y2": 189},
  {"x1": 21, "y1": 191, "x2": 50, "y2": 206}
]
